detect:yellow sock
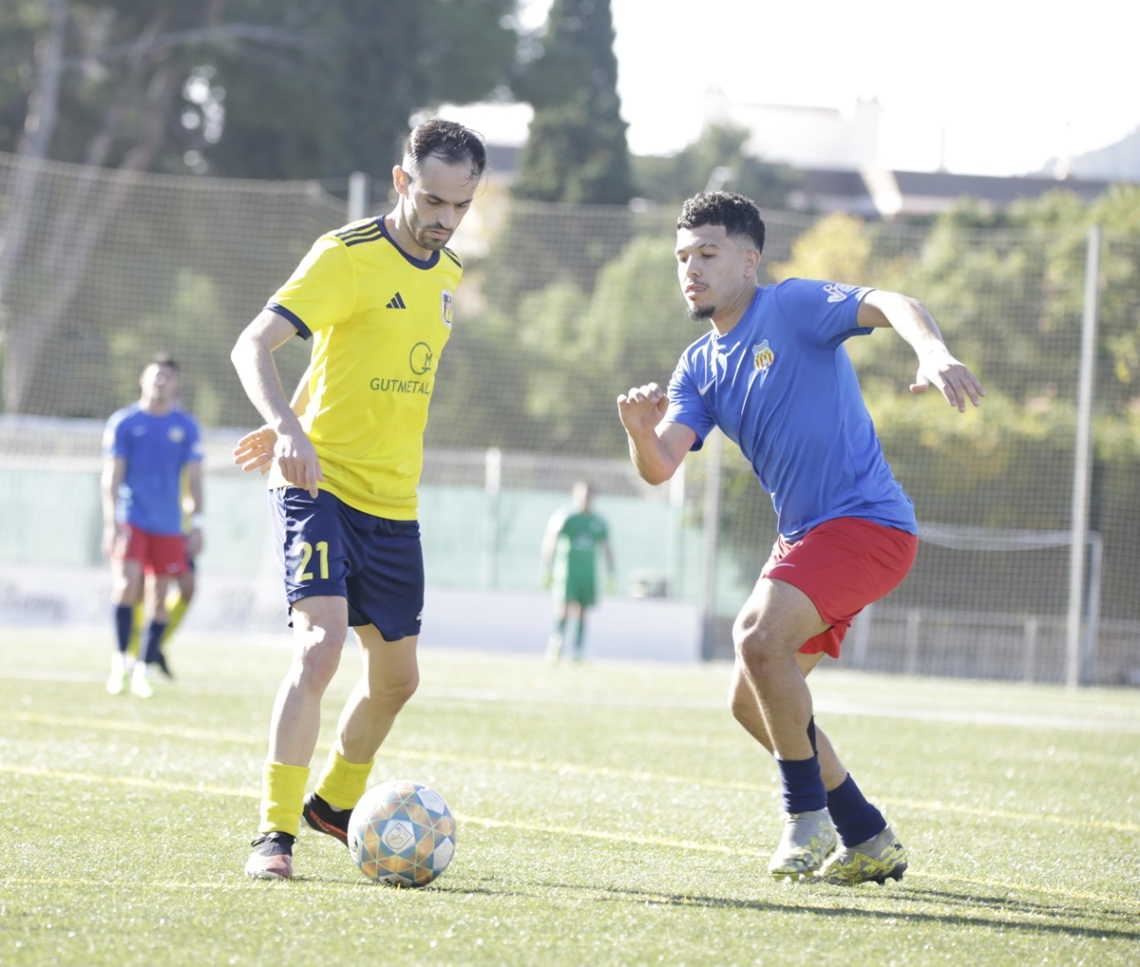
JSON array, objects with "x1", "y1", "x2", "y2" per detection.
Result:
[
  {"x1": 127, "y1": 602, "x2": 143, "y2": 659},
  {"x1": 313, "y1": 749, "x2": 375, "y2": 811},
  {"x1": 259, "y1": 761, "x2": 310, "y2": 836},
  {"x1": 161, "y1": 591, "x2": 189, "y2": 646}
]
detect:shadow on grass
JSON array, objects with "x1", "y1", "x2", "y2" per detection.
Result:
[{"x1": 527, "y1": 881, "x2": 1140, "y2": 943}]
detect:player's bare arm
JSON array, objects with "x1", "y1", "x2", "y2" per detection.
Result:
[
  {"x1": 100, "y1": 455, "x2": 127, "y2": 557},
  {"x1": 858, "y1": 289, "x2": 985, "y2": 412},
  {"x1": 616, "y1": 382, "x2": 696, "y2": 485},
  {"x1": 185, "y1": 461, "x2": 205, "y2": 558},
  {"x1": 233, "y1": 361, "x2": 313, "y2": 475},
  {"x1": 230, "y1": 309, "x2": 323, "y2": 497}
]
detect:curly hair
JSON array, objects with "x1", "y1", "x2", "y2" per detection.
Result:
[{"x1": 676, "y1": 191, "x2": 765, "y2": 253}]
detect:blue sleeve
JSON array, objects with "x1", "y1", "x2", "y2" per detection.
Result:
[
  {"x1": 774, "y1": 278, "x2": 875, "y2": 348},
  {"x1": 104, "y1": 411, "x2": 128, "y2": 459},
  {"x1": 184, "y1": 415, "x2": 204, "y2": 464},
  {"x1": 663, "y1": 351, "x2": 715, "y2": 452}
]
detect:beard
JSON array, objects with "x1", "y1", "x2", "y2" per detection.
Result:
[
  {"x1": 403, "y1": 200, "x2": 452, "y2": 251},
  {"x1": 411, "y1": 221, "x2": 451, "y2": 251},
  {"x1": 414, "y1": 224, "x2": 449, "y2": 250},
  {"x1": 686, "y1": 303, "x2": 715, "y2": 323}
]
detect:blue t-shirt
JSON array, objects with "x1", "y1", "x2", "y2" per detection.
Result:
[
  {"x1": 664, "y1": 278, "x2": 916, "y2": 541},
  {"x1": 103, "y1": 404, "x2": 203, "y2": 536}
]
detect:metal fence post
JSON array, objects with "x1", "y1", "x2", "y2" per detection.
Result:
[
  {"x1": 1066, "y1": 226, "x2": 1100, "y2": 688},
  {"x1": 347, "y1": 171, "x2": 370, "y2": 222}
]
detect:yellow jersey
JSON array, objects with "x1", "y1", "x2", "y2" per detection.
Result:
[{"x1": 265, "y1": 216, "x2": 463, "y2": 519}]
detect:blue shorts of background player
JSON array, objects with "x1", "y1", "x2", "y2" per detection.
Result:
[{"x1": 270, "y1": 487, "x2": 424, "y2": 641}]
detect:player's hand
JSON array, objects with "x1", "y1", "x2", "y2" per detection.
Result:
[
  {"x1": 540, "y1": 571, "x2": 553, "y2": 590},
  {"x1": 273, "y1": 428, "x2": 324, "y2": 498},
  {"x1": 911, "y1": 349, "x2": 985, "y2": 412},
  {"x1": 185, "y1": 529, "x2": 204, "y2": 558},
  {"x1": 233, "y1": 426, "x2": 276, "y2": 475},
  {"x1": 617, "y1": 382, "x2": 669, "y2": 435}
]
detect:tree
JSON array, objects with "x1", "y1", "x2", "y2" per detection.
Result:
[
  {"x1": 202, "y1": 0, "x2": 520, "y2": 181},
  {"x1": 511, "y1": 0, "x2": 633, "y2": 205},
  {"x1": 631, "y1": 122, "x2": 800, "y2": 209},
  {"x1": 0, "y1": 0, "x2": 522, "y2": 413}
]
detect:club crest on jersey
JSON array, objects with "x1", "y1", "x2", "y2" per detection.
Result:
[
  {"x1": 167, "y1": 426, "x2": 185, "y2": 443},
  {"x1": 752, "y1": 339, "x2": 774, "y2": 371},
  {"x1": 441, "y1": 290, "x2": 454, "y2": 328},
  {"x1": 822, "y1": 282, "x2": 858, "y2": 303}
]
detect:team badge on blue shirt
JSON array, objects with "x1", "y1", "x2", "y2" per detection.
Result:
[{"x1": 752, "y1": 340, "x2": 774, "y2": 371}]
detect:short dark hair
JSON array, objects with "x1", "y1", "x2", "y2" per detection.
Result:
[
  {"x1": 404, "y1": 118, "x2": 486, "y2": 181},
  {"x1": 148, "y1": 352, "x2": 178, "y2": 372},
  {"x1": 677, "y1": 191, "x2": 766, "y2": 254}
]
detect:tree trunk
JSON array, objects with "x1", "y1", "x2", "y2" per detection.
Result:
[
  {"x1": 0, "y1": 0, "x2": 67, "y2": 301},
  {"x1": 2, "y1": 60, "x2": 182, "y2": 413}
]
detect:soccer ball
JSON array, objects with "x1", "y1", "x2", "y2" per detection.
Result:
[{"x1": 347, "y1": 780, "x2": 456, "y2": 887}]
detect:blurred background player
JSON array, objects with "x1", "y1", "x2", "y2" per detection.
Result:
[
  {"x1": 127, "y1": 465, "x2": 198, "y2": 679},
  {"x1": 540, "y1": 481, "x2": 615, "y2": 662},
  {"x1": 101, "y1": 355, "x2": 204, "y2": 698}
]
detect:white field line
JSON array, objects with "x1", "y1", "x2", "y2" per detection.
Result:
[
  {"x1": 0, "y1": 771, "x2": 1136, "y2": 913},
  {"x1": 4, "y1": 713, "x2": 1138, "y2": 836},
  {"x1": 4, "y1": 666, "x2": 1138, "y2": 733}
]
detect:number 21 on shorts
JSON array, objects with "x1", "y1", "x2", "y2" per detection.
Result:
[{"x1": 295, "y1": 540, "x2": 329, "y2": 582}]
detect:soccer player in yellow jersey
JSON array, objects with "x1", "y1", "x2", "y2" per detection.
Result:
[{"x1": 230, "y1": 118, "x2": 486, "y2": 880}]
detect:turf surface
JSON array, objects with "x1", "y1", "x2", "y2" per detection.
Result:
[{"x1": 2, "y1": 629, "x2": 1138, "y2": 965}]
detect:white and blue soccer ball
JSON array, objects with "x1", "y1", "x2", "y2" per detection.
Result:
[{"x1": 347, "y1": 780, "x2": 456, "y2": 887}]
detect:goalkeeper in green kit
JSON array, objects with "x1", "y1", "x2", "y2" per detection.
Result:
[{"x1": 541, "y1": 481, "x2": 615, "y2": 662}]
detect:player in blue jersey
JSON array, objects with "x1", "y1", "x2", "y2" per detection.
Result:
[
  {"x1": 618, "y1": 192, "x2": 983, "y2": 884},
  {"x1": 101, "y1": 355, "x2": 204, "y2": 698}
]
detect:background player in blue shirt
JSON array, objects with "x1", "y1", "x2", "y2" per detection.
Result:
[
  {"x1": 101, "y1": 355, "x2": 203, "y2": 697},
  {"x1": 618, "y1": 192, "x2": 983, "y2": 885}
]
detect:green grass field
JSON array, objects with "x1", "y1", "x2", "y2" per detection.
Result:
[{"x1": 2, "y1": 628, "x2": 1138, "y2": 966}]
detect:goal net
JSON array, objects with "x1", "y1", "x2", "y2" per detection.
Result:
[{"x1": 841, "y1": 524, "x2": 1103, "y2": 684}]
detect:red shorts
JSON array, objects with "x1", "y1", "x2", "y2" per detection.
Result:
[
  {"x1": 114, "y1": 525, "x2": 190, "y2": 577},
  {"x1": 761, "y1": 517, "x2": 918, "y2": 659}
]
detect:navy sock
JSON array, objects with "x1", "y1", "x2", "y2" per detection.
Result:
[
  {"x1": 114, "y1": 605, "x2": 134, "y2": 653},
  {"x1": 143, "y1": 622, "x2": 167, "y2": 664},
  {"x1": 827, "y1": 774, "x2": 886, "y2": 846},
  {"x1": 776, "y1": 755, "x2": 827, "y2": 813}
]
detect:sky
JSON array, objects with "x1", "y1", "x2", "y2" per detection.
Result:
[{"x1": 444, "y1": 0, "x2": 1140, "y2": 177}]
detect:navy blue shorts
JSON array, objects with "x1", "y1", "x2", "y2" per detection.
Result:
[{"x1": 270, "y1": 487, "x2": 424, "y2": 641}]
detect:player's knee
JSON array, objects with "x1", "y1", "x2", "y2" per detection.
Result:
[
  {"x1": 389, "y1": 668, "x2": 420, "y2": 707},
  {"x1": 293, "y1": 634, "x2": 345, "y2": 692},
  {"x1": 732, "y1": 613, "x2": 776, "y2": 663},
  {"x1": 369, "y1": 666, "x2": 419, "y2": 711}
]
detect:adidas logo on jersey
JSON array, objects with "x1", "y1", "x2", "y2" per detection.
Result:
[{"x1": 386, "y1": 292, "x2": 407, "y2": 309}]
